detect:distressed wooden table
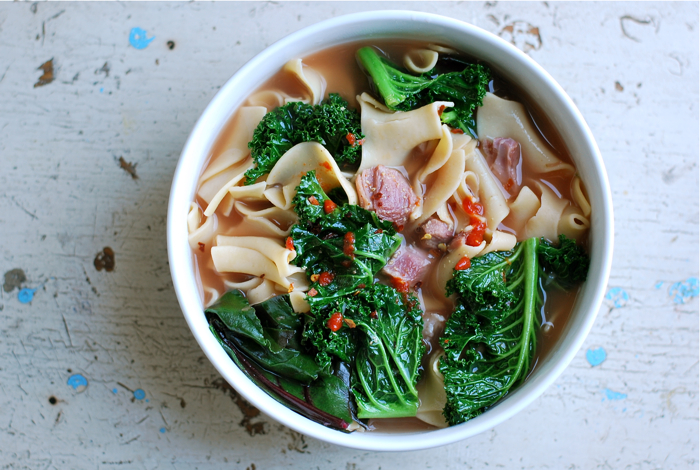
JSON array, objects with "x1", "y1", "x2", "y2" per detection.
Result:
[{"x1": 1, "y1": 2, "x2": 697, "y2": 469}]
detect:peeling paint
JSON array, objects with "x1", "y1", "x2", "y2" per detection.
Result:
[
  {"x1": 668, "y1": 277, "x2": 699, "y2": 304},
  {"x1": 67, "y1": 374, "x2": 88, "y2": 392},
  {"x1": 602, "y1": 388, "x2": 627, "y2": 401},
  {"x1": 34, "y1": 58, "x2": 55, "y2": 88},
  {"x1": 605, "y1": 287, "x2": 629, "y2": 308},
  {"x1": 129, "y1": 27, "x2": 155, "y2": 50},
  {"x1": 586, "y1": 347, "x2": 607, "y2": 367}
]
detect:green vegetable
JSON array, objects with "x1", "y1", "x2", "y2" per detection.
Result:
[
  {"x1": 206, "y1": 290, "x2": 358, "y2": 430},
  {"x1": 244, "y1": 93, "x2": 363, "y2": 184},
  {"x1": 290, "y1": 172, "x2": 402, "y2": 300},
  {"x1": 439, "y1": 236, "x2": 589, "y2": 425},
  {"x1": 303, "y1": 283, "x2": 426, "y2": 419},
  {"x1": 538, "y1": 234, "x2": 590, "y2": 289},
  {"x1": 356, "y1": 46, "x2": 490, "y2": 137}
]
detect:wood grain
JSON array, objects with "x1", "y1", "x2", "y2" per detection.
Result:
[{"x1": 0, "y1": 2, "x2": 697, "y2": 469}]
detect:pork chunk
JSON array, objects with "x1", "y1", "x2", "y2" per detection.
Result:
[
  {"x1": 416, "y1": 217, "x2": 454, "y2": 250},
  {"x1": 382, "y1": 245, "x2": 431, "y2": 287},
  {"x1": 356, "y1": 165, "x2": 419, "y2": 227},
  {"x1": 482, "y1": 137, "x2": 522, "y2": 196}
]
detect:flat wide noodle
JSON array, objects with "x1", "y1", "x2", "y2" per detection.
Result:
[
  {"x1": 188, "y1": 214, "x2": 217, "y2": 250},
  {"x1": 480, "y1": 230, "x2": 517, "y2": 255},
  {"x1": 404, "y1": 49, "x2": 439, "y2": 74},
  {"x1": 412, "y1": 125, "x2": 454, "y2": 220},
  {"x1": 200, "y1": 106, "x2": 267, "y2": 182},
  {"x1": 463, "y1": 148, "x2": 510, "y2": 231},
  {"x1": 246, "y1": 89, "x2": 308, "y2": 109},
  {"x1": 414, "y1": 148, "x2": 466, "y2": 226},
  {"x1": 357, "y1": 92, "x2": 452, "y2": 173},
  {"x1": 289, "y1": 291, "x2": 310, "y2": 313},
  {"x1": 215, "y1": 235, "x2": 303, "y2": 278},
  {"x1": 477, "y1": 93, "x2": 575, "y2": 175},
  {"x1": 211, "y1": 246, "x2": 290, "y2": 289},
  {"x1": 558, "y1": 205, "x2": 590, "y2": 242},
  {"x1": 187, "y1": 203, "x2": 201, "y2": 234},
  {"x1": 203, "y1": 161, "x2": 254, "y2": 217},
  {"x1": 416, "y1": 350, "x2": 448, "y2": 428},
  {"x1": 248, "y1": 279, "x2": 277, "y2": 305},
  {"x1": 571, "y1": 176, "x2": 591, "y2": 218},
  {"x1": 264, "y1": 141, "x2": 357, "y2": 209},
  {"x1": 283, "y1": 59, "x2": 326, "y2": 105},
  {"x1": 232, "y1": 201, "x2": 298, "y2": 238},
  {"x1": 223, "y1": 277, "x2": 264, "y2": 292},
  {"x1": 523, "y1": 182, "x2": 569, "y2": 242},
  {"x1": 502, "y1": 185, "x2": 541, "y2": 237}
]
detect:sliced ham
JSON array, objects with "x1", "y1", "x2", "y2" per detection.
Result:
[
  {"x1": 356, "y1": 165, "x2": 419, "y2": 227},
  {"x1": 416, "y1": 217, "x2": 453, "y2": 250},
  {"x1": 382, "y1": 245, "x2": 431, "y2": 287},
  {"x1": 481, "y1": 137, "x2": 522, "y2": 196}
]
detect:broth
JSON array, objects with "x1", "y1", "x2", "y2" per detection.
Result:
[{"x1": 191, "y1": 39, "x2": 588, "y2": 429}]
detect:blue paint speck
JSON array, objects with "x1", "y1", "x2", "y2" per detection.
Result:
[
  {"x1": 67, "y1": 374, "x2": 88, "y2": 392},
  {"x1": 18, "y1": 288, "x2": 36, "y2": 304},
  {"x1": 602, "y1": 388, "x2": 627, "y2": 401},
  {"x1": 586, "y1": 347, "x2": 607, "y2": 366},
  {"x1": 133, "y1": 389, "x2": 145, "y2": 400},
  {"x1": 605, "y1": 287, "x2": 629, "y2": 308},
  {"x1": 160, "y1": 427, "x2": 166, "y2": 433},
  {"x1": 655, "y1": 281, "x2": 664, "y2": 289},
  {"x1": 129, "y1": 27, "x2": 155, "y2": 50},
  {"x1": 100, "y1": 87, "x2": 104, "y2": 93},
  {"x1": 112, "y1": 388, "x2": 118, "y2": 394},
  {"x1": 668, "y1": 277, "x2": 699, "y2": 304}
]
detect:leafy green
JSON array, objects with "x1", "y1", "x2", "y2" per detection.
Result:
[
  {"x1": 440, "y1": 235, "x2": 589, "y2": 425},
  {"x1": 206, "y1": 291, "x2": 357, "y2": 431},
  {"x1": 290, "y1": 172, "x2": 402, "y2": 300},
  {"x1": 538, "y1": 234, "x2": 590, "y2": 289},
  {"x1": 244, "y1": 93, "x2": 363, "y2": 184},
  {"x1": 303, "y1": 283, "x2": 426, "y2": 419},
  {"x1": 356, "y1": 46, "x2": 490, "y2": 137}
]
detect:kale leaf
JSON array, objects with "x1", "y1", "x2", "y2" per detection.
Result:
[
  {"x1": 356, "y1": 46, "x2": 490, "y2": 137},
  {"x1": 538, "y1": 234, "x2": 590, "y2": 289},
  {"x1": 206, "y1": 290, "x2": 358, "y2": 431},
  {"x1": 290, "y1": 172, "x2": 402, "y2": 300},
  {"x1": 440, "y1": 235, "x2": 589, "y2": 425},
  {"x1": 303, "y1": 283, "x2": 426, "y2": 419},
  {"x1": 244, "y1": 94, "x2": 363, "y2": 184}
]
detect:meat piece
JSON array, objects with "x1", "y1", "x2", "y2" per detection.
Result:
[
  {"x1": 416, "y1": 217, "x2": 454, "y2": 250},
  {"x1": 356, "y1": 165, "x2": 419, "y2": 227},
  {"x1": 481, "y1": 138, "x2": 522, "y2": 196},
  {"x1": 382, "y1": 245, "x2": 431, "y2": 287}
]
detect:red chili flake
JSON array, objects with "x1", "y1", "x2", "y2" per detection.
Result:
[
  {"x1": 370, "y1": 310, "x2": 378, "y2": 319},
  {"x1": 341, "y1": 260, "x2": 352, "y2": 268},
  {"x1": 308, "y1": 196, "x2": 320, "y2": 206},
  {"x1": 444, "y1": 339, "x2": 449, "y2": 344},
  {"x1": 374, "y1": 229, "x2": 383, "y2": 234},
  {"x1": 318, "y1": 271, "x2": 334, "y2": 286},
  {"x1": 343, "y1": 232, "x2": 355, "y2": 259},
  {"x1": 502, "y1": 271, "x2": 507, "y2": 283},
  {"x1": 346, "y1": 133, "x2": 357, "y2": 147},
  {"x1": 285, "y1": 237, "x2": 294, "y2": 251},
  {"x1": 438, "y1": 104, "x2": 446, "y2": 116},
  {"x1": 197, "y1": 242, "x2": 205, "y2": 252},
  {"x1": 455, "y1": 256, "x2": 471, "y2": 270},
  {"x1": 321, "y1": 161, "x2": 333, "y2": 171},
  {"x1": 505, "y1": 178, "x2": 515, "y2": 190},
  {"x1": 392, "y1": 223, "x2": 404, "y2": 232},
  {"x1": 450, "y1": 128, "x2": 464, "y2": 134},
  {"x1": 307, "y1": 288, "x2": 318, "y2": 297},
  {"x1": 466, "y1": 217, "x2": 486, "y2": 247},
  {"x1": 323, "y1": 199, "x2": 337, "y2": 214},
  {"x1": 344, "y1": 318, "x2": 357, "y2": 328},
  {"x1": 414, "y1": 281, "x2": 423, "y2": 290},
  {"x1": 357, "y1": 138, "x2": 365, "y2": 146},
  {"x1": 391, "y1": 277, "x2": 409, "y2": 293},
  {"x1": 358, "y1": 283, "x2": 366, "y2": 289},
  {"x1": 462, "y1": 197, "x2": 484, "y2": 216},
  {"x1": 327, "y1": 312, "x2": 343, "y2": 332}
]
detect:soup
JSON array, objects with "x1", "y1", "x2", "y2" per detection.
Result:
[{"x1": 188, "y1": 40, "x2": 591, "y2": 431}]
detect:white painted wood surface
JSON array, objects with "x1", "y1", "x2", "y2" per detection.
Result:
[{"x1": 0, "y1": 2, "x2": 697, "y2": 468}]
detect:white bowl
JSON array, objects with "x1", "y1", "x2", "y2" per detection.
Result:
[{"x1": 167, "y1": 11, "x2": 614, "y2": 451}]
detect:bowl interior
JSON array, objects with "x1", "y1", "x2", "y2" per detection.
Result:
[{"x1": 167, "y1": 10, "x2": 613, "y2": 451}]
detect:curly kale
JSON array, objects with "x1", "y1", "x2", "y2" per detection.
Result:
[
  {"x1": 244, "y1": 94, "x2": 363, "y2": 184},
  {"x1": 440, "y1": 236, "x2": 589, "y2": 425},
  {"x1": 356, "y1": 46, "x2": 490, "y2": 137}
]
